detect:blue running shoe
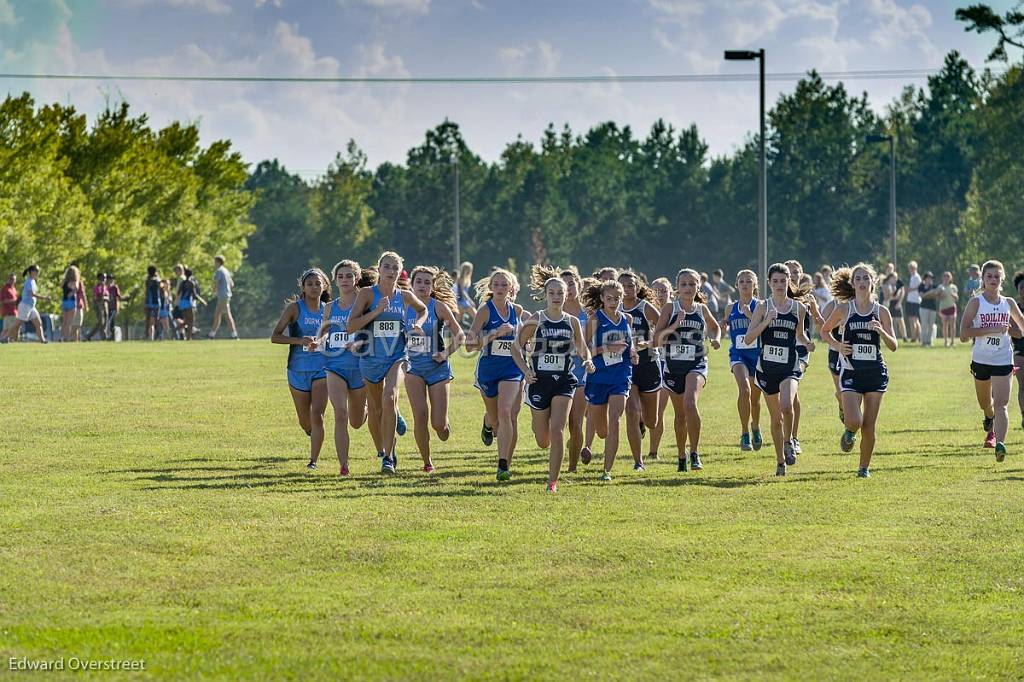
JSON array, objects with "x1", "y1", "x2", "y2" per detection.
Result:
[
  {"x1": 690, "y1": 451, "x2": 703, "y2": 470},
  {"x1": 381, "y1": 456, "x2": 396, "y2": 475},
  {"x1": 857, "y1": 467, "x2": 870, "y2": 478},
  {"x1": 396, "y1": 412, "x2": 407, "y2": 436},
  {"x1": 496, "y1": 467, "x2": 511, "y2": 481},
  {"x1": 740, "y1": 433, "x2": 752, "y2": 451},
  {"x1": 840, "y1": 429, "x2": 856, "y2": 453},
  {"x1": 751, "y1": 428, "x2": 763, "y2": 451},
  {"x1": 633, "y1": 461, "x2": 645, "y2": 472},
  {"x1": 775, "y1": 463, "x2": 786, "y2": 476}
]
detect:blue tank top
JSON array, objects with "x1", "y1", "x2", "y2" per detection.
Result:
[
  {"x1": 728, "y1": 299, "x2": 759, "y2": 352},
  {"x1": 480, "y1": 299, "x2": 518, "y2": 359},
  {"x1": 368, "y1": 285, "x2": 407, "y2": 359},
  {"x1": 323, "y1": 298, "x2": 360, "y2": 370},
  {"x1": 591, "y1": 309, "x2": 632, "y2": 385},
  {"x1": 664, "y1": 301, "x2": 707, "y2": 374},
  {"x1": 839, "y1": 300, "x2": 885, "y2": 373},
  {"x1": 407, "y1": 298, "x2": 447, "y2": 372},
  {"x1": 287, "y1": 298, "x2": 326, "y2": 371}
]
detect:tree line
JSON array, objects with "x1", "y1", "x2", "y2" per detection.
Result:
[{"x1": 2, "y1": 46, "x2": 1021, "y2": 331}]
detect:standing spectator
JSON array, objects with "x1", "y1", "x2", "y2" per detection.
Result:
[
  {"x1": 812, "y1": 272, "x2": 832, "y2": 309},
  {"x1": 208, "y1": 255, "x2": 238, "y2": 339},
  {"x1": 59, "y1": 265, "x2": 81, "y2": 341},
  {"x1": 454, "y1": 261, "x2": 477, "y2": 321},
  {"x1": 171, "y1": 264, "x2": 186, "y2": 339},
  {"x1": 84, "y1": 272, "x2": 108, "y2": 341},
  {"x1": 0, "y1": 265, "x2": 48, "y2": 343},
  {"x1": 105, "y1": 274, "x2": 130, "y2": 340},
  {"x1": 158, "y1": 279, "x2": 173, "y2": 340},
  {"x1": 918, "y1": 271, "x2": 939, "y2": 347},
  {"x1": 72, "y1": 271, "x2": 88, "y2": 342},
  {"x1": 700, "y1": 272, "x2": 720, "y2": 321},
  {"x1": 905, "y1": 261, "x2": 922, "y2": 343},
  {"x1": 937, "y1": 271, "x2": 959, "y2": 347},
  {"x1": 177, "y1": 267, "x2": 206, "y2": 340},
  {"x1": 882, "y1": 273, "x2": 907, "y2": 341},
  {"x1": 820, "y1": 264, "x2": 834, "y2": 287},
  {"x1": 1, "y1": 273, "x2": 19, "y2": 341},
  {"x1": 963, "y1": 264, "x2": 981, "y2": 301},
  {"x1": 710, "y1": 269, "x2": 735, "y2": 325},
  {"x1": 143, "y1": 265, "x2": 162, "y2": 341}
]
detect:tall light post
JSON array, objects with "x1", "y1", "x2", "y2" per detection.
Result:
[
  {"x1": 724, "y1": 48, "x2": 766, "y2": 287},
  {"x1": 452, "y1": 152, "x2": 461, "y2": 272},
  {"x1": 865, "y1": 134, "x2": 897, "y2": 270}
]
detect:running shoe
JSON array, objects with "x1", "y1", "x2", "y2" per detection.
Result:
[
  {"x1": 983, "y1": 415, "x2": 994, "y2": 432},
  {"x1": 633, "y1": 461, "x2": 645, "y2": 472},
  {"x1": 857, "y1": 467, "x2": 870, "y2": 478},
  {"x1": 438, "y1": 424, "x2": 451, "y2": 441},
  {"x1": 396, "y1": 412, "x2": 407, "y2": 436},
  {"x1": 995, "y1": 442, "x2": 1007, "y2": 462},
  {"x1": 381, "y1": 456, "x2": 396, "y2": 475},
  {"x1": 752, "y1": 429, "x2": 763, "y2": 451},
  {"x1": 791, "y1": 438, "x2": 802, "y2": 455},
  {"x1": 984, "y1": 431, "x2": 997, "y2": 448},
  {"x1": 340, "y1": 466, "x2": 350, "y2": 476},
  {"x1": 422, "y1": 464, "x2": 435, "y2": 473},
  {"x1": 306, "y1": 461, "x2": 317, "y2": 470},
  {"x1": 840, "y1": 429, "x2": 856, "y2": 453},
  {"x1": 740, "y1": 433, "x2": 752, "y2": 451},
  {"x1": 677, "y1": 457, "x2": 687, "y2": 472},
  {"x1": 784, "y1": 440, "x2": 796, "y2": 466},
  {"x1": 639, "y1": 420, "x2": 647, "y2": 438},
  {"x1": 547, "y1": 481, "x2": 558, "y2": 493},
  {"x1": 580, "y1": 446, "x2": 593, "y2": 465},
  {"x1": 600, "y1": 471, "x2": 612, "y2": 481},
  {"x1": 496, "y1": 468, "x2": 511, "y2": 481},
  {"x1": 690, "y1": 451, "x2": 703, "y2": 471},
  {"x1": 481, "y1": 419, "x2": 494, "y2": 447},
  {"x1": 775, "y1": 463, "x2": 786, "y2": 476}
]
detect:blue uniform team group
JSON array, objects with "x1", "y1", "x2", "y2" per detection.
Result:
[{"x1": 271, "y1": 251, "x2": 1024, "y2": 492}]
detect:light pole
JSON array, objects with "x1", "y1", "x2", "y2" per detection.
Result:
[
  {"x1": 452, "y1": 153, "x2": 461, "y2": 273},
  {"x1": 865, "y1": 134, "x2": 896, "y2": 270},
  {"x1": 724, "y1": 48, "x2": 766, "y2": 287}
]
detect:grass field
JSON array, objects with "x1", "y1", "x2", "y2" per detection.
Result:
[{"x1": 2, "y1": 339, "x2": 1024, "y2": 679}]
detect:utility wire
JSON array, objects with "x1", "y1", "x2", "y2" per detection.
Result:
[{"x1": 0, "y1": 68, "x2": 960, "y2": 85}]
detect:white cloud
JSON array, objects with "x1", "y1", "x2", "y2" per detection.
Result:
[
  {"x1": 112, "y1": 0, "x2": 233, "y2": 13},
  {"x1": 497, "y1": 40, "x2": 561, "y2": 76},
  {"x1": 864, "y1": 0, "x2": 938, "y2": 61},
  {"x1": 338, "y1": 0, "x2": 430, "y2": 15}
]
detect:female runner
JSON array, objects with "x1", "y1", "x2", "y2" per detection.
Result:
[
  {"x1": 959, "y1": 260, "x2": 1024, "y2": 459},
  {"x1": 654, "y1": 268, "x2": 721, "y2": 472},
  {"x1": 743, "y1": 263, "x2": 812, "y2": 476},
  {"x1": 647, "y1": 277, "x2": 673, "y2": 459},
  {"x1": 821, "y1": 264, "x2": 898, "y2": 477},
  {"x1": 271, "y1": 268, "x2": 331, "y2": 468},
  {"x1": 513, "y1": 275, "x2": 594, "y2": 492},
  {"x1": 347, "y1": 251, "x2": 426, "y2": 475},
  {"x1": 405, "y1": 266, "x2": 464, "y2": 473},
  {"x1": 468, "y1": 269, "x2": 525, "y2": 480},
  {"x1": 554, "y1": 267, "x2": 591, "y2": 473},
  {"x1": 727, "y1": 269, "x2": 763, "y2": 451},
  {"x1": 620, "y1": 271, "x2": 662, "y2": 469}
]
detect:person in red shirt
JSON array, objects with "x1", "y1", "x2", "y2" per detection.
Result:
[{"x1": 1, "y1": 273, "x2": 18, "y2": 341}]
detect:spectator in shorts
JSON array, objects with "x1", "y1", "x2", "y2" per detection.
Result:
[
  {"x1": 158, "y1": 279, "x2": 173, "y2": 340},
  {"x1": 905, "y1": 261, "x2": 922, "y2": 343},
  {"x1": 964, "y1": 264, "x2": 981, "y2": 301},
  {"x1": 918, "y1": 271, "x2": 938, "y2": 347},
  {"x1": 177, "y1": 268, "x2": 206, "y2": 340},
  {"x1": 72, "y1": 272, "x2": 87, "y2": 342},
  {"x1": 1, "y1": 273, "x2": 19, "y2": 341},
  {"x1": 84, "y1": 272, "x2": 108, "y2": 341},
  {"x1": 208, "y1": 255, "x2": 238, "y2": 339},
  {"x1": 1, "y1": 265, "x2": 48, "y2": 343},
  {"x1": 882, "y1": 273, "x2": 907, "y2": 341},
  {"x1": 144, "y1": 265, "x2": 162, "y2": 340},
  {"x1": 937, "y1": 271, "x2": 959, "y2": 347},
  {"x1": 105, "y1": 274, "x2": 130, "y2": 340},
  {"x1": 59, "y1": 265, "x2": 81, "y2": 341}
]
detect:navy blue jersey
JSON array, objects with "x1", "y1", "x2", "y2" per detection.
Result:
[
  {"x1": 625, "y1": 300, "x2": 657, "y2": 364},
  {"x1": 756, "y1": 298, "x2": 802, "y2": 374},
  {"x1": 531, "y1": 311, "x2": 575, "y2": 375},
  {"x1": 663, "y1": 301, "x2": 707, "y2": 374},
  {"x1": 839, "y1": 300, "x2": 885, "y2": 372}
]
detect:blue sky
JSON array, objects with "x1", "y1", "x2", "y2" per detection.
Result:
[{"x1": 0, "y1": 0, "x2": 1012, "y2": 174}]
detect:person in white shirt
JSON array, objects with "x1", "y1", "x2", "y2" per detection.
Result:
[
  {"x1": 905, "y1": 260, "x2": 922, "y2": 343},
  {"x1": 208, "y1": 255, "x2": 238, "y2": 339}
]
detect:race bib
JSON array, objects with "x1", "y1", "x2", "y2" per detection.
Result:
[
  {"x1": 407, "y1": 334, "x2": 430, "y2": 354},
  {"x1": 603, "y1": 351, "x2": 623, "y2": 366},
  {"x1": 852, "y1": 344, "x2": 877, "y2": 361},
  {"x1": 537, "y1": 353, "x2": 566, "y2": 371},
  {"x1": 327, "y1": 331, "x2": 350, "y2": 351},
  {"x1": 373, "y1": 320, "x2": 400, "y2": 338},
  {"x1": 490, "y1": 339, "x2": 513, "y2": 357},
  {"x1": 762, "y1": 345, "x2": 790, "y2": 364},
  {"x1": 985, "y1": 336, "x2": 1002, "y2": 347},
  {"x1": 669, "y1": 343, "x2": 696, "y2": 361},
  {"x1": 734, "y1": 335, "x2": 758, "y2": 350}
]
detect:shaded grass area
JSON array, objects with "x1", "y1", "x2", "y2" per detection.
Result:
[{"x1": 1, "y1": 340, "x2": 1023, "y2": 679}]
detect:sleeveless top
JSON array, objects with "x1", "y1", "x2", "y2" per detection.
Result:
[
  {"x1": 407, "y1": 298, "x2": 447, "y2": 372},
  {"x1": 287, "y1": 298, "x2": 325, "y2": 372},
  {"x1": 664, "y1": 300, "x2": 706, "y2": 374},
  {"x1": 591, "y1": 309, "x2": 632, "y2": 384},
  {"x1": 368, "y1": 285, "x2": 407, "y2": 358},
  {"x1": 838, "y1": 300, "x2": 885, "y2": 373},
  {"x1": 625, "y1": 300, "x2": 657, "y2": 364},
  {"x1": 480, "y1": 299, "x2": 519, "y2": 359},
  {"x1": 728, "y1": 299, "x2": 759, "y2": 352},
  {"x1": 971, "y1": 295, "x2": 1012, "y2": 366},
  {"x1": 756, "y1": 298, "x2": 801, "y2": 374},
  {"x1": 531, "y1": 311, "x2": 575, "y2": 376},
  {"x1": 323, "y1": 298, "x2": 360, "y2": 370}
]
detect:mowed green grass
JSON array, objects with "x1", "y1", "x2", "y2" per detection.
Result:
[{"x1": 2, "y1": 340, "x2": 1024, "y2": 680}]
